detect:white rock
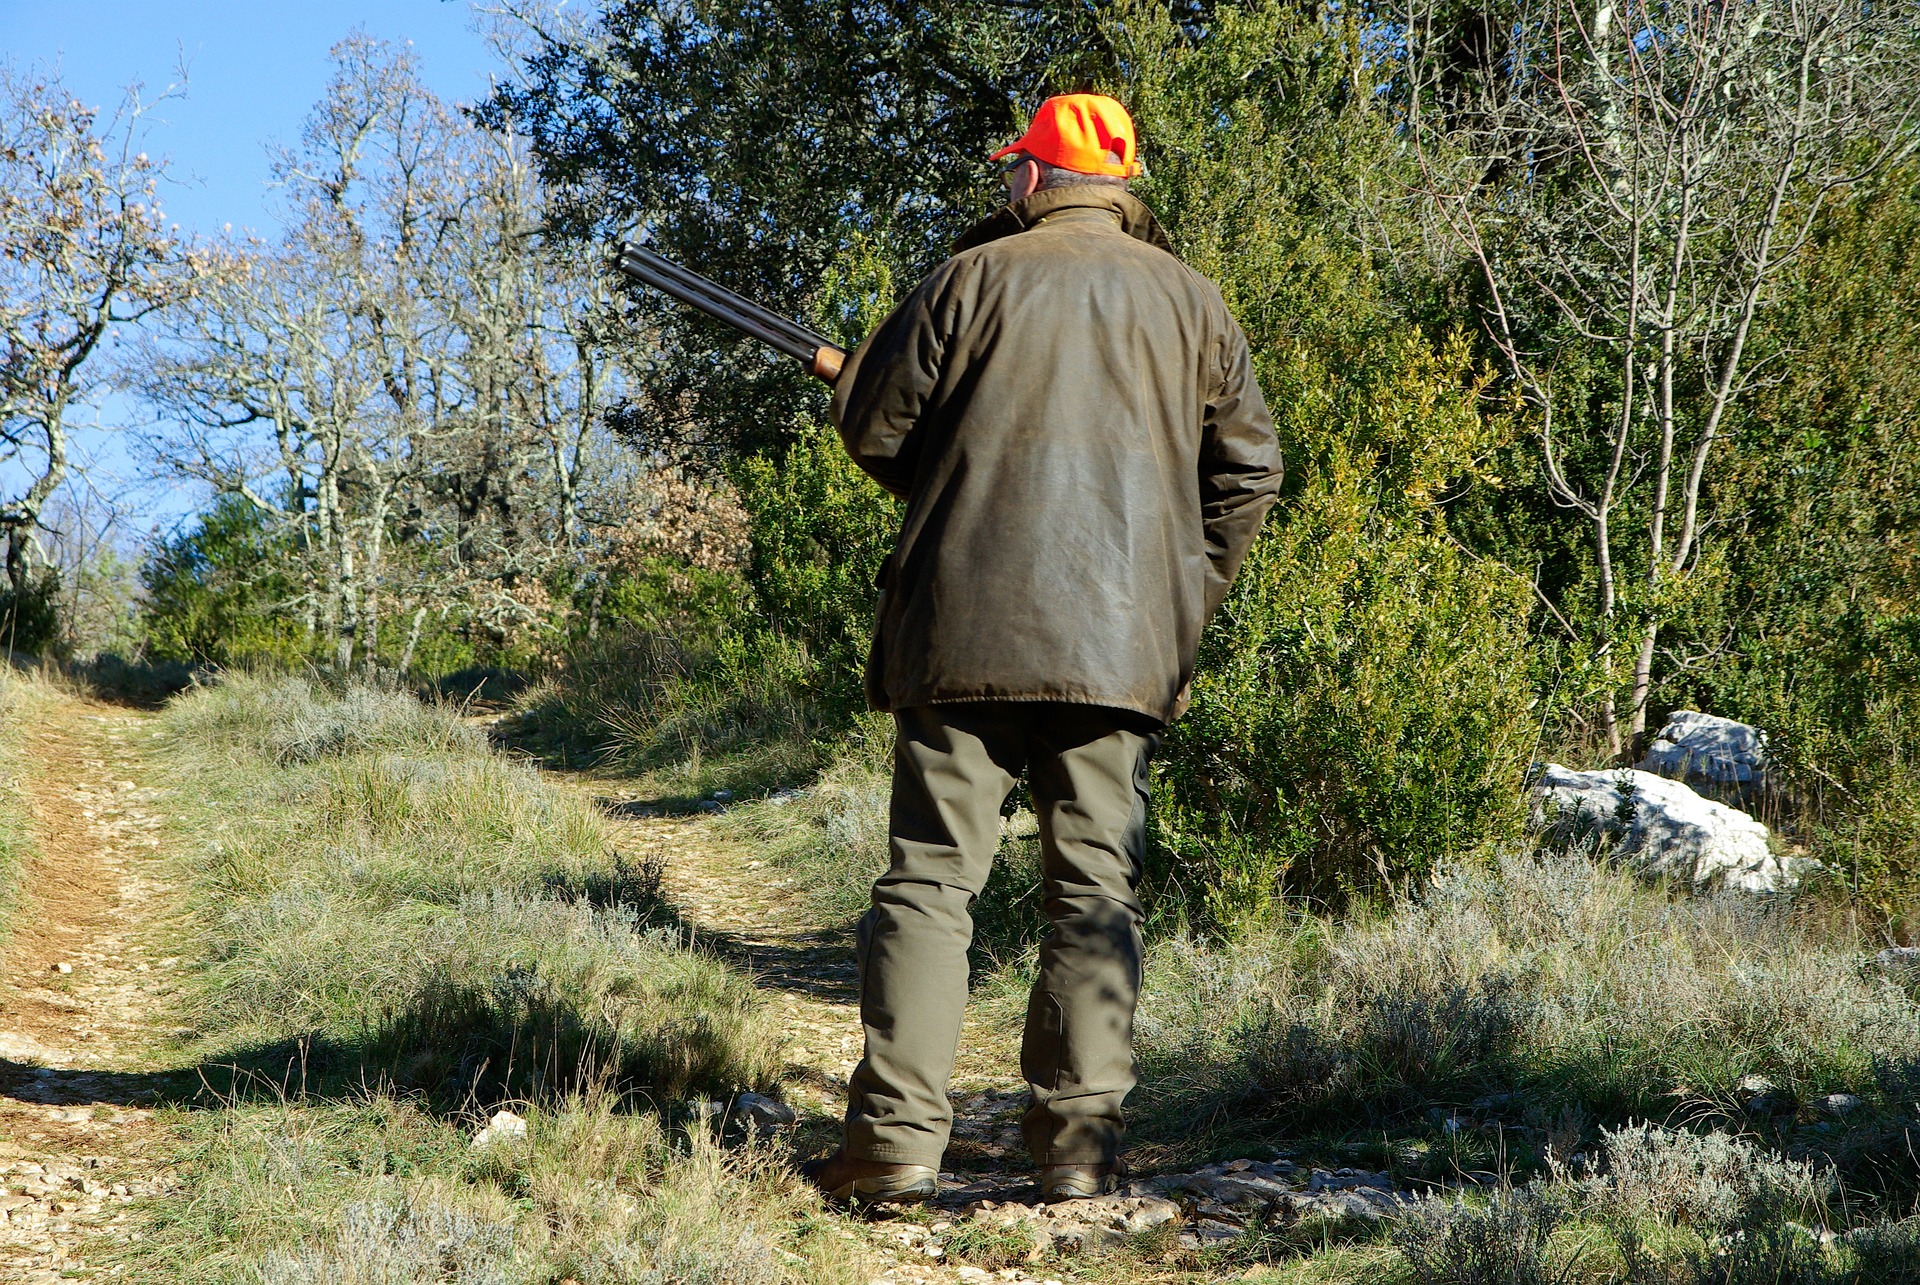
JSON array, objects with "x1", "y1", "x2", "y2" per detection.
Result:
[
  {"x1": 1532, "y1": 764, "x2": 1799, "y2": 892},
  {"x1": 1874, "y1": 946, "x2": 1920, "y2": 973},
  {"x1": 469, "y1": 1108, "x2": 528, "y2": 1149},
  {"x1": 1638, "y1": 711, "x2": 1768, "y2": 800},
  {"x1": 734, "y1": 1091, "x2": 797, "y2": 1133}
]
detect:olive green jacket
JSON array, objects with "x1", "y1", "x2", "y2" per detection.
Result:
[{"x1": 829, "y1": 185, "x2": 1282, "y2": 723}]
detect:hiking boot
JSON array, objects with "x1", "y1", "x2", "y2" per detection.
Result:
[
  {"x1": 1038, "y1": 1160, "x2": 1126, "y2": 1203},
  {"x1": 800, "y1": 1151, "x2": 939, "y2": 1206}
]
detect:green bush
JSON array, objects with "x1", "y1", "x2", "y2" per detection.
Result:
[
  {"x1": 1153, "y1": 336, "x2": 1535, "y2": 925},
  {"x1": 1392, "y1": 1184, "x2": 1568, "y2": 1285},
  {"x1": 0, "y1": 570, "x2": 61, "y2": 657},
  {"x1": 734, "y1": 422, "x2": 898, "y2": 721},
  {"x1": 140, "y1": 495, "x2": 313, "y2": 667}
]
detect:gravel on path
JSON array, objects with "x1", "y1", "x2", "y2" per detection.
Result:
[{"x1": 0, "y1": 701, "x2": 180, "y2": 1283}]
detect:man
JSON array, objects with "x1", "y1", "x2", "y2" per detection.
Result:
[{"x1": 804, "y1": 94, "x2": 1281, "y2": 1205}]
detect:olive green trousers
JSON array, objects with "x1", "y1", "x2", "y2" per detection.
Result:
[{"x1": 843, "y1": 702, "x2": 1159, "y2": 1168}]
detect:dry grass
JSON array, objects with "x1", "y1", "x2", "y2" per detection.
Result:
[
  {"x1": 0, "y1": 665, "x2": 67, "y2": 941},
  {"x1": 132, "y1": 1087, "x2": 872, "y2": 1285},
  {"x1": 1135, "y1": 848, "x2": 1920, "y2": 1150},
  {"x1": 158, "y1": 672, "x2": 782, "y2": 1103},
  {"x1": 122, "y1": 672, "x2": 866, "y2": 1282}
]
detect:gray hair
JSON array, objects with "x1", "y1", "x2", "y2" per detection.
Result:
[{"x1": 1035, "y1": 158, "x2": 1130, "y2": 191}]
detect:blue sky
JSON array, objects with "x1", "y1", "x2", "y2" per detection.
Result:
[
  {"x1": 1, "y1": 0, "x2": 517, "y2": 538},
  {"x1": 2, "y1": 0, "x2": 502, "y2": 237}
]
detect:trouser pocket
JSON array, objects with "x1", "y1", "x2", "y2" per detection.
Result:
[{"x1": 1021, "y1": 990, "x2": 1066, "y2": 1091}]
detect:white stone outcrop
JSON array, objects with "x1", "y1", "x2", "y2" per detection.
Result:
[
  {"x1": 1638, "y1": 711, "x2": 1768, "y2": 801},
  {"x1": 1531, "y1": 763, "x2": 1799, "y2": 893}
]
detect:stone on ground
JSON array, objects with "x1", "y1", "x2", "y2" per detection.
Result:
[
  {"x1": 1637, "y1": 710, "x2": 1769, "y2": 802},
  {"x1": 1532, "y1": 763, "x2": 1801, "y2": 892}
]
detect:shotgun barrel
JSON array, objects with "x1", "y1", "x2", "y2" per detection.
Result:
[{"x1": 614, "y1": 241, "x2": 847, "y2": 383}]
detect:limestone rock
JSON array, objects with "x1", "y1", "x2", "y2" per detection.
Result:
[
  {"x1": 1638, "y1": 711, "x2": 1768, "y2": 802},
  {"x1": 1532, "y1": 763, "x2": 1800, "y2": 892},
  {"x1": 734, "y1": 1091, "x2": 797, "y2": 1135},
  {"x1": 469, "y1": 1108, "x2": 528, "y2": 1149},
  {"x1": 1874, "y1": 946, "x2": 1920, "y2": 973}
]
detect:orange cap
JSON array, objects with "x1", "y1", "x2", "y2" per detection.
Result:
[{"x1": 989, "y1": 94, "x2": 1142, "y2": 178}]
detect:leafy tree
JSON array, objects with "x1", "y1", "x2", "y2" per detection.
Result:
[
  {"x1": 1400, "y1": 0, "x2": 1920, "y2": 754},
  {"x1": 147, "y1": 38, "x2": 617, "y2": 676},
  {"x1": 140, "y1": 494, "x2": 309, "y2": 666},
  {"x1": 0, "y1": 67, "x2": 202, "y2": 602},
  {"x1": 483, "y1": 0, "x2": 1105, "y2": 461}
]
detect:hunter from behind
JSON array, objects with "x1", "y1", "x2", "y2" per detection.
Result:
[{"x1": 802, "y1": 93, "x2": 1283, "y2": 1205}]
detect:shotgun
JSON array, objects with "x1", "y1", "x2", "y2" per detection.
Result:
[{"x1": 614, "y1": 241, "x2": 847, "y2": 384}]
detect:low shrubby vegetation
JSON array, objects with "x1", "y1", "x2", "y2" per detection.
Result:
[
  {"x1": 130, "y1": 675, "x2": 864, "y2": 1282},
  {"x1": 160, "y1": 673, "x2": 780, "y2": 1103},
  {"x1": 137, "y1": 1091, "x2": 870, "y2": 1285},
  {"x1": 1134, "y1": 850, "x2": 1920, "y2": 1171},
  {"x1": 0, "y1": 666, "x2": 55, "y2": 941}
]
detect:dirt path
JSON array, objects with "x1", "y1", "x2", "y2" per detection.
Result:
[
  {"x1": 595, "y1": 800, "x2": 1032, "y2": 1172},
  {"x1": 0, "y1": 693, "x2": 178, "y2": 1283},
  {"x1": 576, "y1": 782, "x2": 1416, "y2": 1284}
]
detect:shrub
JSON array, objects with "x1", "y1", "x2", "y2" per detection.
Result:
[
  {"x1": 0, "y1": 570, "x2": 61, "y2": 657},
  {"x1": 1392, "y1": 1184, "x2": 1568, "y2": 1285},
  {"x1": 1131, "y1": 848, "x2": 1920, "y2": 1141},
  {"x1": 1681, "y1": 1222, "x2": 1830, "y2": 1285},
  {"x1": 1842, "y1": 1218, "x2": 1920, "y2": 1284},
  {"x1": 732, "y1": 423, "x2": 898, "y2": 722},
  {"x1": 140, "y1": 494, "x2": 312, "y2": 666},
  {"x1": 263, "y1": 1194, "x2": 523, "y2": 1285},
  {"x1": 1594, "y1": 1124, "x2": 1831, "y2": 1230}
]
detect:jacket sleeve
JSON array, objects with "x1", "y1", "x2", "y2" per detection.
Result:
[
  {"x1": 1199, "y1": 316, "x2": 1282, "y2": 617},
  {"x1": 828, "y1": 265, "x2": 957, "y2": 500}
]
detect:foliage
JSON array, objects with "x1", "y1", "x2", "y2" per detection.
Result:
[
  {"x1": 735, "y1": 424, "x2": 899, "y2": 719},
  {"x1": 484, "y1": 0, "x2": 1104, "y2": 460},
  {"x1": 1391, "y1": 1184, "x2": 1567, "y2": 1285},
  {"x1": 1681, "y1": 174, "x2": 1920, "y2": 913},
  {"x1": 1109, "y1": 1, "x2": 1536, "y2": 921},
  {"x1": 0, "y1": 569, "x2": 61, "y2": 657},
  {"x1": 140, "y1": 494, "x2": 311, "y2": 666},
  {"x1": 1402, "y1": 0, "x2": 1920, "y2": 754},
  {"x1": 0, "y1": 668, "x2": 58, "y2": 945}
]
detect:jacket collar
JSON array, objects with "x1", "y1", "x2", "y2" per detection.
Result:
[{"x1": 951, "y1": 186, "x2": 1176, "y2": 256}]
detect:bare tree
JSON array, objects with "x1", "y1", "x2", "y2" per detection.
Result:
[
  {"x1": 1404, "y1": 0, "x2": 1920, "y2": 756},
  {"x1": 0, "y1": 67, "x2": 202, "y2": 601},
  {"x1": 143, "y1": 37, "x2": 620, "y2": 674}
]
